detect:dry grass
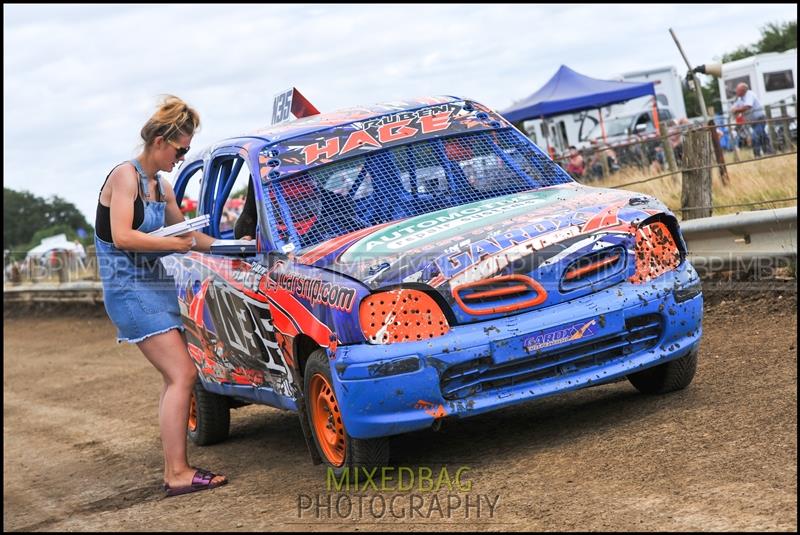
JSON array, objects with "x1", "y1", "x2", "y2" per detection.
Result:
[{"x1": 583, "y1": 149, "x2": 797, "y2": 219}]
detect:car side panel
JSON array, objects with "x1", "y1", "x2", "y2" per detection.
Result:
[{"x1": 162, "y1": 254, "x2": 300, "y2": 405}]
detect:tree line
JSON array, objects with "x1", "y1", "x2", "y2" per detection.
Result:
[{"x1": 4, "y1": 187, "x2": 93, "y2": 260}]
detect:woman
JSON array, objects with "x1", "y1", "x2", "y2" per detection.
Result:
[{"x1": 94, "y1": 95, "x2": 227, "y2": 497}]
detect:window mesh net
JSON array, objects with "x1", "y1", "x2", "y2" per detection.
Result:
[{"x1": 267, "y1": 128, "x2": 573, "y2": 250}]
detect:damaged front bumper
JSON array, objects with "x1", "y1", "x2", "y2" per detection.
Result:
[{"x1": 332, "y1": 262, "x2": 703, "y2": 439}]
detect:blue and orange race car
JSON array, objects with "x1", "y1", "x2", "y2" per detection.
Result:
[{"x1": 164, "y1": 96, "x2": 703, "y2": 470}]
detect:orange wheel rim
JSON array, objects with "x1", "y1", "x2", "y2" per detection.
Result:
[
  {"x1": 309, "y1": 373, "x2": 346, "y2": 466},
  {"x1": 188, "y1": 391, "x2": 198, "y2": 432}
]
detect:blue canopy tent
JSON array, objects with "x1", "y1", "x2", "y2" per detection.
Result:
[{"x1": 501, "y1": 65, "x2": 657, "y2": 146}]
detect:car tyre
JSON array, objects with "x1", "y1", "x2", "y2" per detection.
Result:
[
  {"x1": 187, "y1": 380, "x2": 231, "y2": 446},
  {"x1": 304, "y1": 349, "x2": 390, "y2": 472},
  {"x1": 627, "y1": 348, "x2": 698, "y2": 394}
]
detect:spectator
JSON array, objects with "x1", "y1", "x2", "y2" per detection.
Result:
[
  {"x1": 47, "y1": 249, "x2": 60, "y2": 278},
  {"x1": 730, "y1": 82, "x2": 772, "y2": 157},
  {"x1": 587, "y1": 141, "x2": 619, "y2": 179},
  {"x1": 587, "y1": 141, "x2": 602, "y2": 179},
  {"x1": 73, "y1": 240, "x2": 87, "y2": 271},
  {"x1": 73, "y1": 240, "x2": 86, "y2": 261},
  {"x1": 713, "y1": 109, "x2": 733, "y2": 151},
  {"x1": 734, "y1": 112, "x2": 750, "y2": 149},
  {"x1": 650, "y1": 145, "x2": 666, "y2": 174},
  {"x1": 605, "y1": 145, "x2": 620, "y2": 173},
  {"x1": 565, "y1": 146, "x2": 585, "y2": 179}
]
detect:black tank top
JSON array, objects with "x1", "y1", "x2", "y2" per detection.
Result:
[{"x1": 94, "y1": 163, "x2": 147, "y2": 242}]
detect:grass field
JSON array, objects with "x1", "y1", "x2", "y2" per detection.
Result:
[{"x1": 583, "y1": 148, "x2": 797, "y2": 218}]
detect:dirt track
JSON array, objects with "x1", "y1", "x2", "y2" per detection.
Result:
[{"x1": 3, "y1": 281, "x2": 797, "y2": 531}]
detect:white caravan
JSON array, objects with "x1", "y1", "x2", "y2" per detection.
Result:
[{"x1": 715, "y1": 49, "x2": 797, "y2": 118}]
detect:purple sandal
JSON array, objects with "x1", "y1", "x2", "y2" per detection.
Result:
[{"x1": 163, "y1": 468, "x2": 228, "y2": 497}]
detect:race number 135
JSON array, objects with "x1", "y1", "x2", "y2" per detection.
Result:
[{"x1": 272, "y1": 89, "x2": 294, "y2": 124}]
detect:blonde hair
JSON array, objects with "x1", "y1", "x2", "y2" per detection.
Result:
[{"x1": 140, "y1": 94, "x2": 200, "y2": 147}]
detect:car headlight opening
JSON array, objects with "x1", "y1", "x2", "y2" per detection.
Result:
[
  {"x1": 359, "y1": 289, "x2": 450, "y2": 344},
  {"x1": 629, "y1": 221, "x2": 681, "y2": 284}
]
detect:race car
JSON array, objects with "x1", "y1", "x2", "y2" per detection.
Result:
[{"x1": 163, "y1": 95, "x2": 703, "y2": 470}]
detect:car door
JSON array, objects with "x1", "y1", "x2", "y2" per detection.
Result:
[{"x1": 169, "y1": 147, "x2": 299, "y2": 405}]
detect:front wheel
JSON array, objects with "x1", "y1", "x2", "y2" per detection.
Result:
[
  {"x1": 304, "y1": 349, "x2": 389, "y2": 471},
  {"x1": 627, "y1": 348, "x2": 698, "y2": 394}
]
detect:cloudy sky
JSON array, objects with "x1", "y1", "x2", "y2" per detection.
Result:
[{"x1": 4, "y1": 3, "x2": 797, "y2": 224}]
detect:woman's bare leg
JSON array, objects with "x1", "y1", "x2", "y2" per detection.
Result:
[{"x1": 137, "y1": 328, "x2": 226, "y2": 487}]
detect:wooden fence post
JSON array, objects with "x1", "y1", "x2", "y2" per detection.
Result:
[
  {"x1": 707, "y1": 120, "x2": 730, "y2": 185},
  {"x1": 681, "y1": 128, "x2": 713, "y2": 220},
  {"x1": 28, "y1": 256, "x2": 38, "y2": 283},
  {"x1": 765, "y1": 106, "x2": 778, "y2": 154},
  {"x1": 659, "y1": 121, "x2": 677, "y2": 173},
  {"x1": 9, "y1": 261, "x2": 21, "y2": 283},
  {"x1": 86, "y1": 245, "x2": 99, "y2": 281},
  {"x1": 56, "y1": 251, "x2": 68, "y2": 283},
  {"x1": 779, "y1": 100, "x2": 792, "y2": 152}
]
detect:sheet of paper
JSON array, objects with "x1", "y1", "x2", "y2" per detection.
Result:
[{"x1": 148, "y1": 214, "x2": 210, "y2": 237}]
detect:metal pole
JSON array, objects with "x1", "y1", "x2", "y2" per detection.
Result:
[
  {"x1": 541, "y1": 115, "x2": 551, "y2": 154},
  {"x1": 659, "y1": 120, "x2": 678, "y2": 173},
  {"x1": 651, "y1": 97, "x2": 660, "y2": 133},
  {"x1": 669, "y1": 28, "x2": 708, "y2": 123},
  {"x1": 780, "y1": 100, "x2": 793, "y2": 151},
  {"x1": 598, "y1": 108, "x2": 607, "y2": 143}
]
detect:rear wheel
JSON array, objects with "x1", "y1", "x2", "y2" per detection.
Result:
[
  {"x1": 304, "y1": 349, "x2": 389, "y2": 471},
  {"x1": 187, "y1": 380, "x2": 231, "y2": 446},
  {"x1": 627, "y1": 348, "x2": 698, "y2": 394}
]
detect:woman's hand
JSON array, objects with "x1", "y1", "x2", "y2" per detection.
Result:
[{"x1": 171, "y1": 234, "x2": 195, "y2": 253}]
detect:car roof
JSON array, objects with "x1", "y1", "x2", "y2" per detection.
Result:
[
  {"x1": 215, "y1": 95, "x2": 463, "y2": 147},
  {"x1": 186, "y1": 95, "x2": 504, "y2": 169}
]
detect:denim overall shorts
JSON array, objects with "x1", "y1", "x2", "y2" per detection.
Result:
[{"x1": 95, "y1": 160, "x2": 185, "y2": 344}]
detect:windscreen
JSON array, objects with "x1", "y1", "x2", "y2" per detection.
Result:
[
  {"x1": 586, "y1": 116, "x2": 631, "y2": 139},
  {"x1": 266, "y1": 128, "x2": 573, "y2": 250}
]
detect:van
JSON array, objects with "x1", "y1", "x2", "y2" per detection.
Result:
[
  {"x1": 580, "y1": 107, "x2": 675, "y2": 146},
  {"x1": 609, "y1": 66, "x2": 687, "y2": 121}
]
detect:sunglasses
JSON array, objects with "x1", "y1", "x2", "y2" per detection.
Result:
[{"x1": 167, "y1": 139, "x2": 191, "y2": 158}]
